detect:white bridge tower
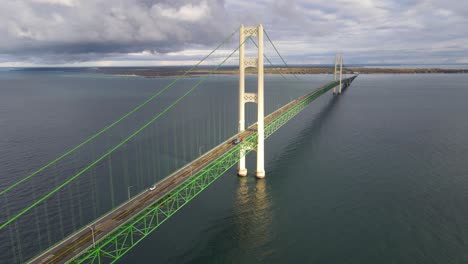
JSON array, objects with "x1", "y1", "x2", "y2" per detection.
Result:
[
  {"x1": 333, "y1": 53, "x2": 344, "y2": 95},
  {"x1": 238, "y1": 24, "x2": 265, "y2": 179}
]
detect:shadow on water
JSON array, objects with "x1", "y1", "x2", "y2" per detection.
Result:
[{"x1": 268, "y1": 94, "x2": 341, "y2": 169}]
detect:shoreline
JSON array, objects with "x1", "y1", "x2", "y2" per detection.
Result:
[{"x1": 96, "y1": 67, "x2": 468, "y2": 78}]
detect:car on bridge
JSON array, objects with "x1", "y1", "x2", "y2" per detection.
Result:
[{"x1": 232, "y1": 138, "x2": 243, "y2": 145}]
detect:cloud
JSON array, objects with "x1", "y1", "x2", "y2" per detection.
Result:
[
  {"x1": 30, "y1": 0, "x2": 76, "y2": 7},
  {"x1": 0, "y1": 0, "x2": 232, "y2": 64},
  {"x1": 0, "y1": 0, "x2": 467, "y2": 65},
  {"x1": 152, "y1": 1, "x2": 210, "y2": 22}
]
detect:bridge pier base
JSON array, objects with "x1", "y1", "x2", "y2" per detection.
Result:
[
  {"x1": 255, "y1": 170, "x2": 265, "y2": 179},
  {"x1": 238, "y1": 168, "x2": 248, "y2": 177}
]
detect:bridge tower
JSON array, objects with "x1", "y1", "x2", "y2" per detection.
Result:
[
  {"x1": 333, "y1": 53, "x2": 344, "y2": 95},
  {"x1": 238, "y1": 24, "x2": 265, "y2": 179}
]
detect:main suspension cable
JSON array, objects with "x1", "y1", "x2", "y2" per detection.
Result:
[
  {"x1": 248, "y1": 38, "x2": 287, "y2": 80},
  {"x1": 263, "y1": 29, "x2": 299, "y2": 80}
]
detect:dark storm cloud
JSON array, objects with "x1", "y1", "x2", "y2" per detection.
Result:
[{"x1": 0, "y1": 0, "x2": 233, "y2": 63}]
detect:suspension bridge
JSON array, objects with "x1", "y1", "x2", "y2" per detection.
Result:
[{"x1": 0, "y1": 25, "x2": 357, "y2": 264}]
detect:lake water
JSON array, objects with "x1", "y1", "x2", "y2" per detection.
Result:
[{"x1": 1, "y1": 71, "x2": 468, "y2": 263}]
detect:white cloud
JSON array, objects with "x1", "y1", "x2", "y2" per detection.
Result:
[
  {"x1": 30, "y1": 0, "x2": 76, "y2": 7},
  {"x1": 152, "y1": 1, "x2": 209, "y2": 22}
]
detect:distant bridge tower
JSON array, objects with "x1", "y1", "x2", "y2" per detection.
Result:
[
  {"x1": 238, "y1": 24, "x2": 265, "y2": 179},
  {"x1": 333, "y1": 53, "x2": 344, "y2": 95}
]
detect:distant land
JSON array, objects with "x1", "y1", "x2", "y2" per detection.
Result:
[
  {"x1": 96, "y1": 66, "x2": 468, "y2": 78},
  {"x1": 4, "y1": 66, "x2": 468, "y2": 77}
]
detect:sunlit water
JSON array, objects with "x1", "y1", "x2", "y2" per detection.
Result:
[{"x1": 1, "y1": 71, "x2": 468, "y2": 263}]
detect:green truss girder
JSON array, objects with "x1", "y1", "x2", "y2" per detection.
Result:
[{"x1": 69, "y1": 77, "x2": 356, "y2": 264}]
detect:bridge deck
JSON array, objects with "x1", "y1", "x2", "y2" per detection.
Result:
[{"x1": 29, "y1": 76, "x2": 356, "y2": 264}]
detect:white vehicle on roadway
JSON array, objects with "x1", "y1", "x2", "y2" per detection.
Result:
[{"x1": 232, "y1": 138, "x2": 243, "y2": 145}]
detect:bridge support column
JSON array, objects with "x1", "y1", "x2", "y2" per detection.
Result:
[
  {"x1": 338, "y1": 54, "x2": 343, "y2": 94},
  {"x1": 255, "y1": 24, "x2": 265, "y2": 179},
  {"x1": 333, "y1": 54, "x2": 338, "y2": 95},
  {"x1": 237, "y1": 24, "x2": 265, "y2": 179},
  {"x1": 238, "y1": 24, "x2": 247, "y2": 177},
  {"x1": 334, "y1": 53, "x2": 344, "y2": 95}
]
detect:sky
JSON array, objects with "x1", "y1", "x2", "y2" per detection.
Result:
[{"x1": 0, "y1": 0, "x2": 467, "y2": 66}]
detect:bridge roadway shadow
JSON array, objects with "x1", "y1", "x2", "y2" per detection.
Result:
[{"x1": 266, "y1": 93, "x2": 342, "y2": 170}]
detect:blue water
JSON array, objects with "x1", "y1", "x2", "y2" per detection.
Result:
[{"x1": 1, "y1": 70, "x2": 468, "y2": 263}]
